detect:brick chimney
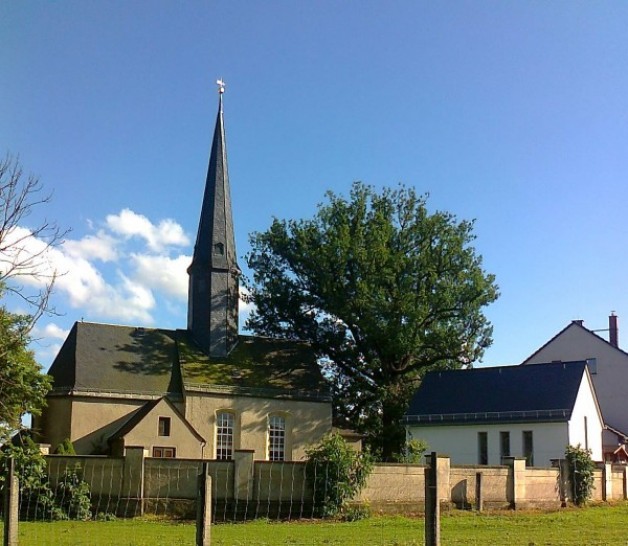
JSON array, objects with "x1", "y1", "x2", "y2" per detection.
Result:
[{"x1": 609, "y1": 313, "x2": 619, "y2": 348}]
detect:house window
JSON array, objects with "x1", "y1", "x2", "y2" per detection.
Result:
[
  {"x1": 478, "y1": 432, "x2": 488, "y2": 465},
  {"x1": 216, "y1": 411, "x2": 234, "y2": 460},
  {"x1": 153, "y1": 446, "x2": 176, "y2": 458},
  {"x1": 500, "y1": 431, "x2": 510, "y2": 460},
  {"x1": 584, "y1": 416, "x2": 589, "y2": 451},
  {"x1": 158, "y1": 417, "x2": 171, "y2": 437},
  {"x1": 523, "y1": 431, "x2": 534, "y2": 466},
  {"x1": 268, "y1": 415, "x2": 286, "y2": 462}
]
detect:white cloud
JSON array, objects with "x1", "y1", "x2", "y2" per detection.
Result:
[
  {"x1": 130, "y1": 253, "x2": 190, "y2": 300},
  {"x1": 40, "y1": 323, "x2": 70, "y2": 341},
  {"x1": 106, "y1": 209, "x2": 190, "y2": 252},
  {"x1": 64, "y1": 230, "x2": 118, "y2": 262},
  {"x1": 0, "y1": 225, "x2": 58, "y2": 286},
  {"x1": 1, "y1": 209, "x2": 199, "y2": 336},
  {"x1": 239, "y1": 285, "x2": 254, "y2": 314}
]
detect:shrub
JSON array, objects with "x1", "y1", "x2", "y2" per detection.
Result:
[
  {"x1": 0, "y1": 436, "x2": 56, "y2": 519},
  {"x1": 0, "y1": 436, "x2": 92, "y2": 520},
  {"x1": 305, "y1": 432, "x2": 373, "y2": 518},
  {"x1": 94, "y1": 512, "x2": 117, "y2": 521},
  {"x1": 54, "y1": 438, "x2": 76, "y2": 455},
  {"x1": 565, "y1": 444, "x2": 595, "y2": 506},
  {"x1": 395, "y1": 438, "x2": 428, "y2": 464},
  {"x1": 54, "y1": 468, "x2": 92, "y2": 520}
]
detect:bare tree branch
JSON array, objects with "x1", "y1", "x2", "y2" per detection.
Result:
[{"x1": 0, "y1": 152, "x2": 69, "y2": 329}]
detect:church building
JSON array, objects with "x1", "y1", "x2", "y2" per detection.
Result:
[{"x1": 35, "y1": 85, "x2": 332, "y2": 461}]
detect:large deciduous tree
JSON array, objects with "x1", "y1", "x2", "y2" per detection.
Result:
[
  {"x1": 246, "y1": 182, "x2": 499, "y2": 459},
  {"x1": 0, "y1": 153, "x2": 64, "y2": 439}
]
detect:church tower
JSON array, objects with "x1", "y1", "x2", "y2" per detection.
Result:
[{"x1": 187, "y1": 81, "x2": 239, "y2": 357}]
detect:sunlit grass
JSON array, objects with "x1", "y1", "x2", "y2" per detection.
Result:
[{"x1": 3, "y1": 503, "x2": 628, "y2": 545}]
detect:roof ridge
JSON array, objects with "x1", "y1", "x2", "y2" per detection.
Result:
[{"x1": 522, "y1": 321, "x2": 628, "y2": 364}]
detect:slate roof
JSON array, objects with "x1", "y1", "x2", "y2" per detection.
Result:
[
  {"x1": 48, "y1": 321, "x2": 330, "y2": 401},
  {"x1": 190, "y1": 92, "x2": 237, "y2": 272},
  {"x1": 403, "y1": 361, "x2": 589, "y2": 426},
  {"x1": 48, "y1": 322, "x2": 183, "y2": 396}
]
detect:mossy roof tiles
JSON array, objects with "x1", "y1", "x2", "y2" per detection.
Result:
[{"x1": 48, "y1": 321, "x2": 329, "y2": 399}]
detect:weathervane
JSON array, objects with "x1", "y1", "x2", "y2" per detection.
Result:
[{"x1": 217, "y1": 79, "x2": 226, "y2": 94}]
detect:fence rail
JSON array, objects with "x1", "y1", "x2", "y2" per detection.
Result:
[{"x1": 3, "y1": 449, "x2": 628, "y2": 545}]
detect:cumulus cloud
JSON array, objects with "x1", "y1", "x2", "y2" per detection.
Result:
[
  {"x1": 130, "y1": 253, "x2": 190, "y2": 300},
  {"x1": 39, "y1": 323, "x2": 70, "y2": 340},
  {"x1": 0, "y1": 209, "x2": 193, "y2": 326},
  {"x1": 64, "y1": 230, "x2": 118, "y2": 262},
  {"x1": 106, "y1": 209, "x2": 190, "y2": 252},
  {"x1": 37, "y1": 244, "x2": 157, "y2": 323}
]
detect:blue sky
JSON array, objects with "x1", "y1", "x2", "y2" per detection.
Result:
[{"x1": 2, "y1": 1, "x2": 628, "y2": 370}]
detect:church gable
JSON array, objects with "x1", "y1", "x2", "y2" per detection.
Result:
[{"x1": 108, "y1": 397, "x2": 205, "y2": 459}]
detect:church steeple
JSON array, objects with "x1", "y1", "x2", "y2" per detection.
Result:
[{"x1": 187, "y1": 80, "x2": 239, "y2": 357}]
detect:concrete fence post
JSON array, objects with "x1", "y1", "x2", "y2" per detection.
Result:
[
  {"x1": 505, "y1": 457, "x2": 526, "y2": 509},
  {"x1": 233, "y1": 450, "x2": 254, "y2": 503},
  {"x1": 475, "y1": 472, "x2": 483, "y2": 512},
  {"x1": 603, "y1": 462, "x2": 612, "y2": 501},
  {"x1": 623, "y1": 466, "x2": 628, "y2": 501},
  {"x1": 122, "y1": 446, "x2": 145, "y2": 517},
  {"x1": 424, "y1": 452, "x2": 440, "y2": 546},
  {"x1": 196, "y1": 463, "x2": 212, "y2": 546},
  {"x1": 557, "y1": 459, "x2": 570, "y2": 505},
  {"x1": 3, "y1": 457, "x2": 19, "y2": 546}
]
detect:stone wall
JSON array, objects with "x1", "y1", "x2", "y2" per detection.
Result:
[
  {"x1": 44, "y1": 452, "x2": 628, "y2": 519},
  {"x1": 357, "y1": 463, "x2": 425, "y2": 512}
]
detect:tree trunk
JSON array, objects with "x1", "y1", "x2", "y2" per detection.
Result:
[{"x1": 380, "y1": 388, "x2": 407, "y2": 461}]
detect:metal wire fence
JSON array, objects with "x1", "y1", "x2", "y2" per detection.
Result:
[{"x1": 2, "y1": 452, "x2": 628, "y2": 545}]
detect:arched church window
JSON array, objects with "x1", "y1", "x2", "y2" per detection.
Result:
[
  {"x1": 213, "y1": 242, "x2": 224, "y2": 255},
  {"x1": 216, "y1": 411, "x2": 234, "y2": 460},
  {"x1": 268, "y1": 414, "x2": 286, "y2": 462}
]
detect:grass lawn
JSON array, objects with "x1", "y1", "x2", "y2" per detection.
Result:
[{"x1": 4, "y1": 503, "x2": 628, "y2": 545}]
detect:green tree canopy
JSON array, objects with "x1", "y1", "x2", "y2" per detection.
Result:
[
  {"x1": 0, "y1": 294, "x2": 51, "y2": 440},
  {"x1": 246, "y1": 182, "x2": 499, "y2": 459}
]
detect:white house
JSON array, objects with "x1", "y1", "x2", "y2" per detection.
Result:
[
  {"x1": 522, "y1": 315, "x2": 628, "y2": 459},
  {"x1": 403, "y1": 361, "x2": 603, "y2": 466}
]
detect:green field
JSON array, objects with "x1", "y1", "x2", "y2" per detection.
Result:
[{"x1": 4, "y1": 504, "x2": 628, "y2": 545}]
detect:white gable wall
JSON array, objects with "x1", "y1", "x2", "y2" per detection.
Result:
[
  {"x1": 524, "y1": 323, "x2": 628, "y2": 434},
  {"x1": 407, "y1": 422, "x2": 569, "y2": 467},
  {"x1": 567, "y1": 372, "x2": 604, "y2": 461}
]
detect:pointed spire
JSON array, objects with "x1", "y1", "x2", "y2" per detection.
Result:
[{"x1": 187, "y1": 81, "x2": 239, "y2": 357}]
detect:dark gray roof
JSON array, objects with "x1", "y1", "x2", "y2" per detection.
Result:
[
  {"x1": 404, "y1": 361, "x2": 589, "y2": 425},
  {"x1": 189, "y1": 93, "x2": 237, "y2": 272},
  {"x1": 48, "y1": 321, "x2": 330, "y2": 400},
  {"x1": 48, "y1": 322, "x2": 182, "y2": 395}
]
